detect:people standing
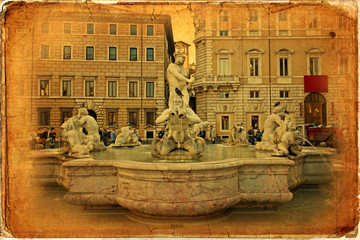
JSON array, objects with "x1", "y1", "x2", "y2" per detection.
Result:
[
  {"x1": 158, "y1": 128, "x2": 165, "y2": 139},
  {"x1": 198, "y1": 129, "x2": 206, "y2": 139},
  {"x1": 256, "y1": 129, "x2": 262, "y2": 142},
  {"x1": 247, "y1": 126, "x2": 255, "y2": 145},
  {"x1": 48, "y1": 127, "x2": 56, "y2": 148},
  {"x1": 38, "y1": 127, "x2": 48, "y2": 147},
  {"x1": 209, "y1": 125, "x2": 215, "y2": 144},
  {"x1": 110, "y1": 128, "x2": 117, "y2": 144}
]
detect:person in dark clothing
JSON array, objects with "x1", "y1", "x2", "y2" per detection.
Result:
[
  {"x1": 247, "y1": 126, "x2": 255, "y2": 145},
  {"x1": 102, "y1": 129, "x2": 111, "y2": 146},
  {"x1": 158, "y1": 128, "x2": 165, "y2": 139},
  {"x1": 38, "y1": 128, "x2": 48, "y2": 147},
  {"x1": 48, "y1": 127, "x2": 56, "y2": 148},
  {"x1": 256, "y1": 129, "x2": 262, "y2": 142},
  {"x1": 198, "y1": 130, "x2": 206, "y2": 139}
]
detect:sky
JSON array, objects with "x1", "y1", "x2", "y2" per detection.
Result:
[{"x1": 169, "y1": 5, "x2": 196, "y2": 64}]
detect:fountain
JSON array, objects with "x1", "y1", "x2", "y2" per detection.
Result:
[
  {"x1": 50, "y1": 49, "x2": 334, "y2": 219},
  {"x1": 110, "y1": 126, "x2": 141, "y2": 148},
  {"x1": 256, "y1": 103, "x2": 302, "y2": 157},
  {"x1": 59, "y1": 108, "x2": 106, "y2": 158},
  {"x1": 223, "y1": 123, "x2": 248, "y2": 146}
]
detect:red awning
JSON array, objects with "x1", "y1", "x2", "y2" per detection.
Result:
[{"x1": 304, "y1": 75, "x2": 328, "y2": 92}]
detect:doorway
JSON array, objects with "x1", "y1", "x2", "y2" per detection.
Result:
[
  {"x1": 251, "y1": 115, "x2": 259, "y2": 129},
  {"x1": 304, "y1": 92, "x2": 327, "y2": 125}
]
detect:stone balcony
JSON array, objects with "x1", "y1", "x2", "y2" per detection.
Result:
[{"x1": 193, "y1": 75, "x2": 243, "y2": 91}]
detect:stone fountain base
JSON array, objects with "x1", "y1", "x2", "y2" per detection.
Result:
[
  {"x1": 31, "y1": 146, "x2": 335, "y2": 218},
  {"x1": 114, "y1": 158, "x2": 293, "y2": 217}
]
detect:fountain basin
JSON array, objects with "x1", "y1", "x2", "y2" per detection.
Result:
[
  {"x1": 30, "y1": 145, "x2": 334, "y2": 217},
  {"x1": 114, "y1": 158, "x2": 293, "y2": 217}
]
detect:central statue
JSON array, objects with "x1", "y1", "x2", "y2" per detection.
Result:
[
  {"x1": 152, "y1": 47, "x2": 206, "y2": 158},
  {"x1": 167, "y1": 46, "x2": 194, "y2": 108}
]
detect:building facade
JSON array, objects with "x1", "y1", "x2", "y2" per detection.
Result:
[
  {"x1": 192, "y1": 3, "x2": 356, "y2": 138},
  {"x1": 5, "y1": 3, "x2": 175, "y2": 139}
]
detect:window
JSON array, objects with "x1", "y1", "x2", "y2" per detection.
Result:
[
  {"x1": 339, "y1": 16, "x2": 347, "y2": 29},
  {"x1": 109, "y1": 24, "x2": 117, "y2": 35},
  {"x1": 145, "y1": 111, "x2": 155, "y2": 126},
  {"x1": 278, "y1": 30, "x2": 289, "y2": 36},
  {"x1": 62, "y1": 80, "x2": 71, "y2": 96},
  {"x1": 129, "y1": 81, "x2": 138, "y2": 97},
  {"x1": 220, "y1": 92, "x2": 229, "y2": 98},
  {"x1": 108, "y1": 81, "x2": 117, "y2": 97},
  {"x1": 249, "y1": 58, "x2": 259, "y2": 76},
  {"x1": 280, "y1": 90, "x2": 289, "y2": 98},
  {"x1": 309, "y1": 57, "x2": 319, "y2": 75},
  {"x1": 41, "y1": 45, "x2": 49, "y2": 59},
  {"x1": 87, "y1": 24, "x2": 94, "y2": 34},
  {"x1": 61, "y1": 108, "x2": 73, "y2": 123},
  {"x1": 86, "y1": 46, "x2": 94, "y2": 60},
  {"x1": 130, "y1": 25, "x2": 137, "y2": 35},
  {"x1": 246, "y1": 48, "x2": 264, "y2": 80},
  {"x1": 107, "y1": 109, "x2": 117, "y2": 126},
  {"x1": 221, "y1": 116, "x2": 229, "y2": 130},
  {"x1": 249, "y1": 30, "x2": 259, "y2": 36},
  {"x1": 339, "y1": 56, "x2": 348, "y2": 75},
  {"x1": 147, "y1": 25, "x2": 154, "y2": 36},
  {"x1": 276, "y1": 48, "x2": 293, "y2": 79},
  {"x1": 250, "y1": 90, "x2": 259, "y2": 98},
  {"x1": 219, "y1": 58, "x2": 229, "y2": 75},
  {"x1": 40, "y1": 80, "x2": 49, "y2": 96},
  {"x1": 64, "y1": 23, "x2": 71, "y2": 34},
  {"x1": 130, "y1": 48, "x2": 137, "y2": 61},
  {"x1": 279, "y1": 58, "x2": 288, "y2": 76},
  {"x1": 219, "y1": 11, "x2": 228, "y2": 22},
  {"x1": 85, "y1": 80, "x2": 94, "y2": 96},
  {"x1": 128, "y1": 110, "x2": 138, "y2": 126},
  {"x1": 306, "y1": 48, "x2": 323, "y2": 75},
  {"x1": 308, "y1": 12, "x2": 317, "y2": 28},
  {"x1": 216, "y1": 48, "x2": 233, "y2": 76},
  {"x1": 219, "y1": 31, "x2": 229, "y2": 36},
  {"x1": 146, "y1": 82, "x2": 154, "y2": 97},
  {"x1": 38, "y1": 108, "x2": 50, "y2": 126},
  {"x1": 42, "y1": 22, "x2": 49, "y2": 33},
  {"x1": 279, "y1": 12, "x2": 287, "y2": 21},
  {"x1": 109, "y1": 47, "x2": 117, "y2": 60},
  {"x1": 63, "y1": 46, "x2": 71, "y2": 60},
  {"x1": 146, "y1": 48, "x2": 154, "y2": 61},
  {"x1": 249, "y1": 11, "x2": 258, "y2": 22}
]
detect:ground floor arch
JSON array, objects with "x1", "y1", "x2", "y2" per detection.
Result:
[{"x1": 304, "y1": 92, "x2": 327, "y2": 125}]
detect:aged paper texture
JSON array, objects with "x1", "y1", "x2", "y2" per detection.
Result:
[{"x1": 1, "y1": 0, "x2": 358, "y2": 238}]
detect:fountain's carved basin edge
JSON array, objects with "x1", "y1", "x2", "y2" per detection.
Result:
[
  {"x1": 45, "y1": 147, "x2": 335, "y2": 217},
  {"x1": 114, "y1": 158, "x2": 293, "y2": 217}
]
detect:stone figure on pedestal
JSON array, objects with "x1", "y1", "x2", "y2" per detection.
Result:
[
  {"x1": 256, "y1": 103, "x2": 302, "y2": 157},
  {"x1": 78, "y1": 108, "x2": 106, "y2": 151},
  {"x1": 152, "y1": 47, "x2": 206, "y2": 159},
  {"x1": 224, "y1": 123, "x2": 248, "y2": 146},
  {"x1": 112, "y1": 126, "x2": 141, "y2": 147},
  {"x1": 60, "y1": 115, "x2": 90, "y2": 157},
  {"x1": 167, "y1": 46, "x2": 194, "y2": 108},
  {"x1": 60, "y1": 108, "x2": 106, "y2": 158},
  {"x1": 152, "y1": 96, "x2": 205, "y2": 158}
]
